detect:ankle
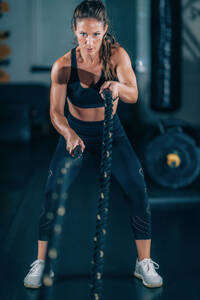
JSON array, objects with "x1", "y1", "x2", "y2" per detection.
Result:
[
  {"x1": 138, "y1": 256, "x2": 150, "y2": 262},
  {"x1": 37, "y1": 257, "x2": 46, "y2": 261}
]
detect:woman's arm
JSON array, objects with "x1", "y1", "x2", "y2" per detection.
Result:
[
  {"x1": 50, "y1": 55, "x2": 73, "y2": 140},
  {"x1": 100, "y1": 47, "x2": 138, "y2": 104}
]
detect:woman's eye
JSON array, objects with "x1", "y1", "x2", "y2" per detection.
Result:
[{"x1": 79, "y1": 32, "x2": 100, "y2": 37}]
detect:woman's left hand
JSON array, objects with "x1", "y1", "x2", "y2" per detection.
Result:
[{"x1": 99, "y1": 81, "x2": 120, "y2": 101}]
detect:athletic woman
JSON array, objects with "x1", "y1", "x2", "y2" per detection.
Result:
[{"x1": 24, "y1": 0, "x2": 163, "y2": 289}]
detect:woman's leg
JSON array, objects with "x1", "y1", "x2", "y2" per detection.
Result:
[
  {"x1": 135, "y1": 240, "x2": 151, "y2": 261},
  {"x1": 111, "y1": 135, "x2": 152, "y2": 260},
  {"x1": 38, "y1": 240, "x2": 48, "y2": 260}
]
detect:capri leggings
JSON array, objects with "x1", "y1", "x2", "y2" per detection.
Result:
[{"x1": 38, "y1": 111, "x2": 152, "y2": 241}]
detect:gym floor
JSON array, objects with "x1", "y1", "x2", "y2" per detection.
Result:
[{"x1": 0, "y1": 135, "x2": 200, "y2": 300}]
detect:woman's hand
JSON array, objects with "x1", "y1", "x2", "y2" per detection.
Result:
[
  {"x1": 99, "y1": 81, "x2": 120, "y2": 101},
  {"x1": 65, "y1": 128, "x2": 85, "y2": 157}
]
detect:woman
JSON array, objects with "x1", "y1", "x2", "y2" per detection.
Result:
[{"x1": 24, "y1": 0, "x2": 163, "y2": 289}]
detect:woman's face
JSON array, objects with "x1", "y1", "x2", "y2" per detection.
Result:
[{"x1": 74, "y1": 18, "x2": 108, "y2": 55}]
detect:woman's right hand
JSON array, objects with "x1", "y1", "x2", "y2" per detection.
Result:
[{"x1": 65, "y1": 128, "x2": 85, "y2": 157}]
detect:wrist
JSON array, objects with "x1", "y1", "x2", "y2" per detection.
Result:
[{"x1": 63, "y1": 127, "x2": 73, "y2": 140}]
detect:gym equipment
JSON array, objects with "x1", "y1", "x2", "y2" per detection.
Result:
[
  {"x1": 144, "y1": 118, "x2": 200, "y2": 189},
  {"x1": 90, "y1": 89, "x2": 114, "y2": 300},
  {"x1": 42, "y1": 149, "x2": 83, "y2": 298},
  {"x1": 151, "y1": 0, "x2": 181, "y2": 112},
  {"x1": 71, "y1": 144, "x2": 83, "y2": 158}
]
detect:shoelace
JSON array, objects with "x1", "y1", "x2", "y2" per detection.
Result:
[
  {"x1": 28, "y1": 260, "x2": 44, "y2": 275},
  {"x1": 28, "y1": 260, "x2": 54, "y2": 277},
  {"x1": 140, "y1": 258, "x2": 159, "y2": 275}
]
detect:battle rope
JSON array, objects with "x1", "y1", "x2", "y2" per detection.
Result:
[
  {"x1": 90, "y1": 89, "x2": 114, "y2": 300},
  {"x1": 42, "y1": 141, "x2": 83, "y2": 298}
]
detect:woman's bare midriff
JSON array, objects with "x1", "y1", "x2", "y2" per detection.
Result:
[{"x1": 67, "y1": 97, "x2": 119, "y2": 121}]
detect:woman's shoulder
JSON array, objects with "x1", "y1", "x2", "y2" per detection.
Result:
[
  {"x1": 51, "y1": 50, "x2": 73, "y2": 83},
  {"x1": 111, "y1": 45, "x2": 130, "y2": 66},
  {"x1": 53, "y1": 50, "x2": 72, "y2": 69}
]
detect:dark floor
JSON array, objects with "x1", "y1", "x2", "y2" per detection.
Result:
[{"x1": 0, "y1": 135, "x2": 200, "y2": 300}]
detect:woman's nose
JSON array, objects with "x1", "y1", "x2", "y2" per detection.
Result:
[{"x1": 85, "y1": 36, "x2": 94, "y2": 46}]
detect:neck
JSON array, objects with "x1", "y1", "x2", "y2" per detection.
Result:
[{"x1": 78, "y1": 47, "x2": 101, "y2": 66}]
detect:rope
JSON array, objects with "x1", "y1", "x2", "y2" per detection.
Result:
[
  {"x1": 42, "y1": 147, "x2": 83, "y2": 298},
  {"x1": 90, "y1": 89, "x2": 114, "y2": 300}
]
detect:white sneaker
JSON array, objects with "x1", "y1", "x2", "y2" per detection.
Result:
[
  {"x1": 134, "y1": 258, "x2": 163, "y2": 288},
  {"x1": 24, "y1": 259, "x2": 54, "y2": 289}
]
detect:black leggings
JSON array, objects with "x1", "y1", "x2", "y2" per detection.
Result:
[{"x1": 38, "y1": 112, "x2": 152, "y2": 241}]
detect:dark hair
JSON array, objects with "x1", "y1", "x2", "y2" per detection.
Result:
[{"x1": 72, "y1": 0, "x2": 120, "y2": 80}]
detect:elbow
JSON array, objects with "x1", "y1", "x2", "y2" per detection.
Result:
[
  {"x1": 50, "y1": 109, "x2": 64, "y2": 120},
  {"x1": 50, "y1": 109, "x2": 56, "y2": 122},
  {"x1": 121, "y1": 87, "x2": 138, "y2": 104},
  {"x1": 132, "y1": 87, "x2": 138, "y2": 103},
  {"x1": 50, "y1": 110, "x2": 60, "y2": 126}
]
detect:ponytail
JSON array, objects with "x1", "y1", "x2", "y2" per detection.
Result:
[{"x1": 100, "y1": 32, "x2": 120, "y2": 80}]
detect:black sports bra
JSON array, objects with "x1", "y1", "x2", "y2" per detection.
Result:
[{"x1": 66, "y1": 47, "x2": 118, "y2": 108}]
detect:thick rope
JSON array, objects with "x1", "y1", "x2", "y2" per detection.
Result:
[
  {"x1": 42, "y1": 145, "x2": 83, "y2": 298},
  {"x1": 90, "y1": 89, "x2": 114, "y2": 300}
]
